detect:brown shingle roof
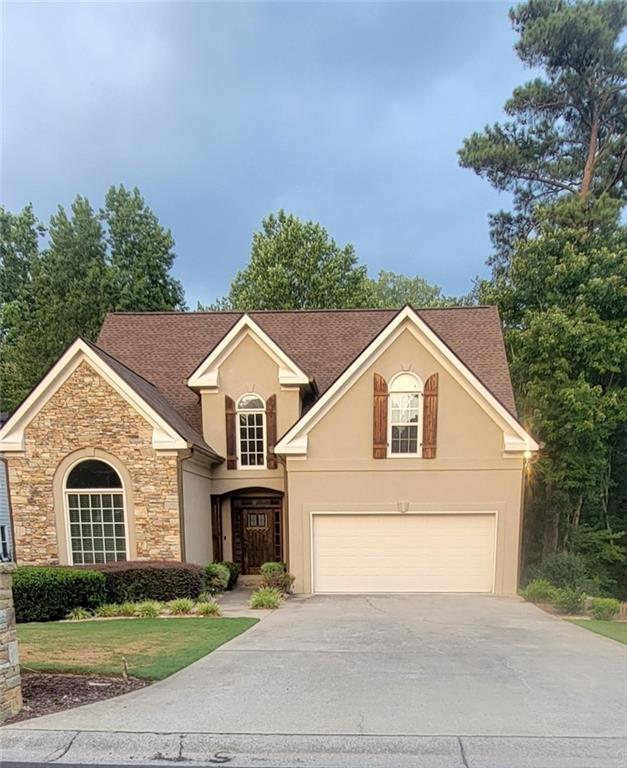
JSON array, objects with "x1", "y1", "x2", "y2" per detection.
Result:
[{"x1": 97, "y1": 307, "x2": 517, "y2": 437}]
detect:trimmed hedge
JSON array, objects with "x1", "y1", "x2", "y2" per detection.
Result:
[
  {"x1": 14, "y1": 567, "x2": 106, "y2": 623},
  {"x1": 83, "y1": 561, "x2": 205, "y2": 603}
]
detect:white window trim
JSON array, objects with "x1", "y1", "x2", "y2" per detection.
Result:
[
  {"x1": 63, "y1": 458, "x2": 130, "y2": 566},
  {"x1": 236, "y1": 394, "x2": 267, "y2": 470},
  {"x1": 387, "y1": 372, "x2": 423, "y2": 459}
]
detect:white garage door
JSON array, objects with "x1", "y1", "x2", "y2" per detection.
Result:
[{"x1": 312, "y1": 513, "x2": 496, "y2": 593}]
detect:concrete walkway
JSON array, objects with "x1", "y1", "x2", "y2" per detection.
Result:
[{"x1": 3, "y1": 594, "x2": 626, "y2": 767}]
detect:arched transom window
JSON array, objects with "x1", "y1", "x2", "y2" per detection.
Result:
[
  {"x1": 237, "y1": 394, "x2": 266, "y2": 468},
  {"x1": 388, "y1": 372, "x2": 423, "y2": 456},
  {"x1": 65, "y1": 459, "x2": 127, "y2": 564}
]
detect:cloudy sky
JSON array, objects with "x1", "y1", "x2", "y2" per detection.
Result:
[{"x1": 2, "y1": 1, "x2": 526, "y2": 307}]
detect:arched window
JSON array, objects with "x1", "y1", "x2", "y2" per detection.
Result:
[
  {"x1": 65, "y1": 459, "x2": 127, "y2": 564},
  {"x1": 388, "y1": 372, "x2": 423, "y2": 456},
  {"x1": 237, "y1": 394, "x2": 266, "y2": 468}
]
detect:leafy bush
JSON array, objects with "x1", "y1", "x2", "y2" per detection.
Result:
[
  {"x1": 569, "y1": 526, "x2": 626, "y2": 596},
  {"x1": 167, "y1": 598, "x2": 194, "y2": 615},
  {"x1": 221, "y1": 561, "x2": 240, "y2": 591},
  {"x1": 134, "y1": 600, "x2": 162, "y2": 618},
  {"x1": 94, "y1": 603, "x2": 119, "y2": 618},
  {"x1": 14, "y1": 567, "x2": 106, "y2": 623},
  {"x1": 590, "y1": 597, "x2": 620, "y2": 621},
  {"x1": 521, "y1": 579, "x2": 558, "y2": 603},
  {"x1": 260, "y1": 562, "x2": 295, "y2": 593},
  {"x1": 196, "y1": 591, "x2": 213, "y2": 603},
  {"x1": 83, "y1": 561, "x2": 205, "y2": 603},
  {"x1": 553, "y1": 588, "x2": 586, "y2": 614},
  {"x1": 249, "y1": 587, "x2": 282, "y2": 609},
  {"x1": 204, "y1": 563, "x2": 230, "y2": 595},
  {"x1": 119, "y1": 602, "x2": 136, "y2": 617},
  {"x1": 535, "y1": 552, "x2": 589, "y2": 591},
  {"x1": 195, "y1": 599, "x2": 221, "y2": 617},
  {"x1": 66, "y1": 607, "x2": 91, "y2": 621}
]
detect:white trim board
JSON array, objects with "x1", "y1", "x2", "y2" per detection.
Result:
[
  {"x1": 0, "y1": 338, "x2": 188, "y2": 452},
  {"x1": 275, "y1": 305, "x2": 538, "y2": 456},
  {"x1": 187, "y1": 314, "x2": 310, "y2": 389}
]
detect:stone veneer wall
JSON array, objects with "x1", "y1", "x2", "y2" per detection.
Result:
[
  {"x1": 8, "y1": 361, "x2": 182, "y2": 564},
  {"x1": 0, "y1": 563, "x2": 21, "y2": 722}
]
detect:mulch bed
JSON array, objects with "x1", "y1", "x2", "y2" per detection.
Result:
[{"x1": 7, "y1": 670, "x2": 150, "y2": 723}]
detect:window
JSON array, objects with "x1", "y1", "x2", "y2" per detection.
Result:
[
  {"x1": 237, "y1": 394, "x2": 266, "y2": 468},
  {"x1": 65, "y1": 459, "x2": 127, "y2": 564},
  {"x1": 0, "y1": 526, "x2": 10, "y2": 561},
  {"x1": 388, "y1": 372, "x2": 423, "y2": 456}
]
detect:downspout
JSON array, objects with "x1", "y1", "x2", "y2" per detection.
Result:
[{"x1": 177, "y1": 448, "x2": 193, "y2": 562}]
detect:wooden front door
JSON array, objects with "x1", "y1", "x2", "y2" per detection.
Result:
[{"x1": 232, "y1": 496, "x2": 282, "y2": 574}]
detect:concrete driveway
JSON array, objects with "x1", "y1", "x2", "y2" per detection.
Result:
[{"x1": 5, "y1": 595, "x2": 627, "y2": 766}]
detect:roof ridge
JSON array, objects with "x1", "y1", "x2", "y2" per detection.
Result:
[{"x1": 105, "y1": 305, "x2": 495, "y2": 317}]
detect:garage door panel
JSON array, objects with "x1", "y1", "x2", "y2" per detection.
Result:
[{"x1": 313, "y1": 513, "x2": 496, "y2": 593}]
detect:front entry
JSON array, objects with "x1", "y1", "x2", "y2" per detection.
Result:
[{"x1": 232, "y1": 495, "x2": 282, "y2": 574}]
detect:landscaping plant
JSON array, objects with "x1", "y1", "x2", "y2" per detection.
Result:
[
  {"x1": 66, "y1": 607, "x2": 92, "y2": 621},
  {"x1": 14, "y1": 566, "x2": 106, "y2": 623},
  {"x1": 204, "y1": 563, "x2": 230, "y2": 595},
  {"x1": 249, "y1": 587, "x2": 282, "y2": 609},
  {"x1": 119, "y1": 602, "x2": 137, "y2": 617},
  {"x1": 533, "y1": 552, "x2": 589, "y2": 591},
  {"x1": 84, "y1": 561, "x2": 205, "y2": 603},
  {"x1": 552, "y1": 588, "x2": 586, "y2": 615},
  {"x1": 260, "y1": 562, "x2": 295, "y2": 593},
  {"x1": 590, "y1": 597, "x2": 621, "y2": 621},
  {"x1": 94, "y1": 603, "x2": 120, "y2": 618},
  {"x1": 133, "y1": 601, "x2": 163, "y2": 618},
  {"x1": 221, "y1": 561, "x2": 240, "y2": 590},
  {"x1": 167, "y1": 598, "x2": 195, "y2": 615},
  {"x1": 520, "y1": 579, "x2": 558, "y2": 603},
  {"x1": 195, "y1": 599, "x2": 222, "y2": 617}
]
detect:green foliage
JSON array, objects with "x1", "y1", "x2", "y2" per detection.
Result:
[
  {"x1": 94, "y1": 603, "x2": 120, "y2": 618},
  {"x1": 568, "y1": 525, "x2": 626, "y2": 595},
  {"x1": 590, "y1": 597, "x2": 620, "y2": 620},
  {"x1": 204, "y1": 563, "x2": 230, "y2": 595},
  {"x1": 195, "y1": 599, "x2": 222, "y2": 617},
  {"x1": 220, "y1": 210, "x2": 377, "y2": 310},
  {"x1": 66, "y1": 607, "x2": 92, "y2": 621},
  {"x1": 552, "y1": 588, "x2": 586, "y2": 614},
  {"x1": 521, "y1": 579, "x2": 558, "y2": 603},
  {"x1": 13, "y1": 567, "x2": 106, "y2": 623},
  {"x1": 220, "y1": 561, "x2": 240, "y2": 591},
  {"x1": 260, "y1": 561, "x2": 295, "y2": 593},
  {"x1": 133, "y1": 600, "x2": 163, "y2": 618},
  {"x1": 459, "y1": 0, "x2": 627, "y2": 206},
  {"x1": 88, "y1": 561, "x2": 205, "y2": 603},
  {"x1": 249, "y1": 587, "x2": 282, "y2": 609},
  {"x1": 119, "y1": 602, "x2": 137, "y2": 617},
  {"x1": 535, "y1": 551, "x2": 589, "y2": 590},
  {"x1": 167, "y1": 598, "x2": 194, "y2": 615},
  {"x1": 368, "y1": 271, "x2": 460, "y2": 308},
  {"x1": 0, "y1": 186, "x2": 185, "y2": 412}
]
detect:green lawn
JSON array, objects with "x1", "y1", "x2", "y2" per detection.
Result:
[
  {"x1": 568, "y1": 619, "x2": 627, "y2": 645},
  {"x1": 17, "y1": 617, "x2": 257, "y2": 680}
]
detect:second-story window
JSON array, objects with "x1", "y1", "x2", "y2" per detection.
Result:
[
  {"x1": 388, "y1": 372, "x2": 423, "y2": 456},
  {"x1": 237, "y1": 394, "x2": 266, "y2": 468}
]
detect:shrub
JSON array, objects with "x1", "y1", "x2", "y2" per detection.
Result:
[
  {"x1": 14, "y1": 567, "x2": 106, "y2": 623},
  {"x1": 260, "y1": 562, "x2": 295, "y2": 593},
  {"x1": 249, "y1": 587, "x2": 282, "y2": 609},
  {"x1": 195, "y1": 599, "x2": 221, "y2": 617},
  {"x1": 204, "y1": 563, "x2": 230, "y2": 595},
  {"x1": 521, "y1": 579, "x2": 558, "y2": 603},
  {"x1": 134, "y1": 600, "x2": 162, "y2": 618},
  {"x1": 119, "y1": 602, "x2": 137, "y2": 617},
  {"x1": 94, "y1": 603, "x2": 120, "y2": 618},
  {"x1": 221, "y1": 561, "x2": 240, "y2": 591},
  {"x1": 553, "y1": 588, "x2": 586, "y2": 615},
  {"x1": 590, "y1": 597, "x2": 620, "y2": 621},
  {"x1": 167, "y1": 598, "x2": 194, "y2": 615},
  {"x1": 66, "y1": 607, "x2": 91, "y2": 621},
  {"x1": 83, "y1": 561, "x2": 205, "y2": 603},
  {"x1": 535, "y1": 552, "x2": 589, "y2": 591},
  {"x1": 196, "y1": 591, "x2": 213, "y2": 603}
]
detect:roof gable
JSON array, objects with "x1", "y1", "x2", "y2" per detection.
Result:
[
  {"x1": 274, "y1": 306, "x2": 538, "y2": 456},
  {"x1": 187, "y1": 314, "x2": 310, "y2": 389},
  {"x1": 0, "y1": 339, "x2": 211, "y2": 455}
]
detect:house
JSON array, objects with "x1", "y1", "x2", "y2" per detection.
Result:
[{"x1": 0, "y1": 305, "x2": 537, "y2": 594}]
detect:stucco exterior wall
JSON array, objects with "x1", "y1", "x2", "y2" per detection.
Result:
[
  {"x1": 8, "y1": 361, "x2": 182, "y2": 565},
  {"x1": 200, "y1": 333, "x2": 296, "y2": 496},
  {"x1": 182, "y1": 456, "x2": 213, "y2": 565},
  {"x1": 286, "y1": 328, "x2": 524, "y2": 595}
]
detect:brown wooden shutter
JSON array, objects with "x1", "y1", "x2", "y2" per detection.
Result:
[
  {"x1": 225, "y1": 395, "x2": 237, "y2": 469},
  {"x1": 266, "y1": 394, "x2": 278, "y2": 469},
  {"x1": 422, "y1": 373, "x2": 439, "y2": 459},
  {"x1": 373, "y1": 373, "x2": 388, "y2": 459}
]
